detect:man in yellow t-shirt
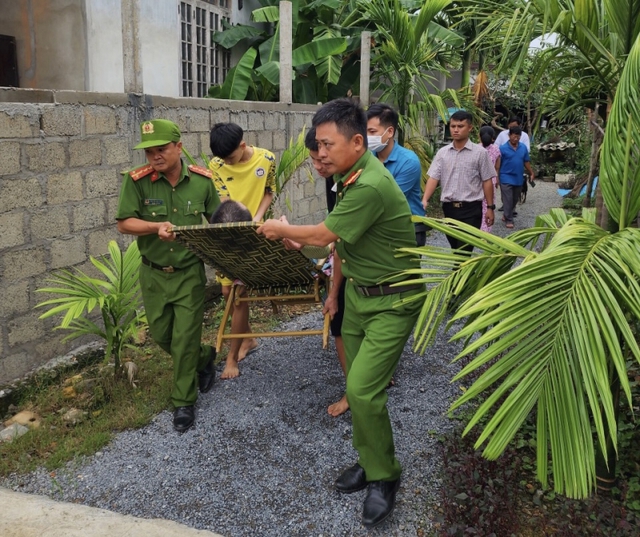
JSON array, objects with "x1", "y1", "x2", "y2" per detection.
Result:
[{"x1": 208, "y1": 122, "x2": 277, "y2": 379}]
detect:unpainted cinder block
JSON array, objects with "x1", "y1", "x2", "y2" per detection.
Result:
[
  {"x1": 85, "y1": 169, "x2": 119, "y2": 198},
  {"x1": 47, "y1": 171, "x2": 84, "y2": 205},
  {"x1": 73, "y1": 199, "x2": 106, "y2": 231},
  {"x1": 50, "y1": 235, "x2": 87, "y2": 269},
  {"x1": 41, "y1": 106, "x2": 82, "y2": 136},
  {"x1": 25, "y1": 142, "x2": 67, "y2": 172},
  {"x1": 0, "y1": 280, "x2": 29, "y2": 318},
  {"x1": 7, "y1": 313, "x2": 45, "y2": 347},
  {"x1": 30, "y1": 206, "x2": 71, "y2": 240},
  {"x1": 69, "y1": 138, "x2": 102, "y2": 168},
  {"x1": 0, "y1": 211, "x2": 26, "y2": 249},
  {"x1": 0, "y1": 141, "x2": 21, "y2": 175},
  {"x1": 1, "y1": 246, "x2": 46, "y2": 280},
  {"x1": 84, "y1": 107, "x2": 118, "y2": 134}
]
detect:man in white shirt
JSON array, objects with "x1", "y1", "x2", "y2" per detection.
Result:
[{"x1": 495, "y1": 117, "x2": 530, "y2": 150}]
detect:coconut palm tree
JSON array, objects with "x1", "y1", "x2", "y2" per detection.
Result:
[{"x1": 400, "y1": 31, "x2": 640, "y2": 499}]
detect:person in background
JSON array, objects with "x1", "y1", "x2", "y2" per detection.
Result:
[
  {"x1": 366, "y1": 103, "x2": 427, "y2": 246},
  {"x1": 495, "y1": 116, "x2": 531, "y2": 150},
  {"x1": 116, "y1": 119, "x2": 219, "y2": 433},
  {"x1": 422, "y1": 110, "x2": 496, "y2": 254},
  {"x1": 479, "y1": 126, "x2": 501, "y2": 233},
  {"x1": 303, "y1": 127, "x2": 349, "y2": 417},
  {"x1": 498, "y1": 125, "x2": 535, "y2": 229},
  {"x1": 208, "y1": 123, "x2": 277, "y2": 379}
]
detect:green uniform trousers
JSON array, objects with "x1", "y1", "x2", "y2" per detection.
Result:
[
  {"x1": 341, "y1": 282, "x2": 422, "y2": 482},
  {"x1": 139, "y1": 262, "x2": 213, "y2": 407}
]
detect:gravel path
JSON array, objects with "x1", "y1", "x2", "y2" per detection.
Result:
[{"x1": 2, "y1": 182, "x2": 562, "y2": 537}]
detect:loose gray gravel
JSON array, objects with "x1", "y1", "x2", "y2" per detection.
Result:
[{"x1": 2, "y1": 182, "x2": 562, "y2": 537}]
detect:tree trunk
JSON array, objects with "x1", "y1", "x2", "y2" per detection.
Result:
[
  {"x1": 461, "y1": 47, "x2": 472, "y2": 89},
  {"x1": 584, "y1": 106, "x2": 604, "y2": 208}
]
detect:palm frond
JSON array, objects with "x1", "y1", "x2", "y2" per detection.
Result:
[
  {"x1": 443, "y1": 219, "x2": 640, "y2": 498},
  {"x1": 600, "y1": 31, "x2": 640, "y2": 229}
]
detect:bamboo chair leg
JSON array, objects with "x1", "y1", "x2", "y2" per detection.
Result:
[
  {"x1": 322, "y1": 312, "x2": 330, "y2": 349},
  {"x1": 216, "y1": 285, "x2": 236, "y2": 353}
]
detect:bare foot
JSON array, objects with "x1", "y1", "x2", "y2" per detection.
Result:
[
  {"x1": 327, "y1": 394, "x2": 349, "y2": 417},
  {"x1": 220, "y1": 358, "x2": 240, "y2": 379},
  {"x1": 238, "y1": 339, "x2": 259, "y2": 362}
]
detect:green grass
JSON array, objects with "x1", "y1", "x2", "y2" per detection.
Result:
[{"x1": 0, "y1": 297, "x2": 316, "y2": 477}]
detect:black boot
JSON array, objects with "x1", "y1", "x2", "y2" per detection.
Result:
[
  {"x1": 362, "y1": 478, "x2": 400, "y2": 528},
  {"x1": 173, "y1": 406, "x2": 195, "y2": 432},
  {"x1": 335, "y1": 463, "x2": 367, "y2": 493}
]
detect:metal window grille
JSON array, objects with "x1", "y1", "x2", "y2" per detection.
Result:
[
  {"x1": 195, "y1": 6, "x2": 207, "y2": 97},
  {"x1": 221, "y1": 16, "x2": 231, "y2": 79},
  {"x1": 180, "y1": 1, "x2": 231, "y2": 98},
  {"x1": 180, "y1": 2, "x2": 193, "y2": 97}
]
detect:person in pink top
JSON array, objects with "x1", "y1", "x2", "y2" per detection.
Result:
[{"x1": 479, "y1": 126, "x2": 501, "y2": 233}]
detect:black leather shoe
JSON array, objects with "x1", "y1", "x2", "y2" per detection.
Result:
[
  {"x1": 335, "y1": 463, "x2": 367, "y2": 493},
  {"x1": 362, "y1": 478, "x2": 401, "y2": 528},
  {"x1": 198, "y1": 349, "x2": 216, "y2": 393},
  {"x1": 173, "y1": 406, "x2": 195, "y2": 432}
]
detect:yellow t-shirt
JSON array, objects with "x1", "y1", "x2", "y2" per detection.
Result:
[{"x1": 208, "y1": 146, "x2": 277, "y2": 217}]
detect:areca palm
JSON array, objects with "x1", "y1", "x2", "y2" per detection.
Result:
[
  {"x1": 401, "y1": 32, "x2": 640, "y2": 499},
  {"x1": 344, "y1": 0, "x2": 465, "y2": 143},
  {"x1": 36, "y1": 240, "x2": 146, "y2": 376}
]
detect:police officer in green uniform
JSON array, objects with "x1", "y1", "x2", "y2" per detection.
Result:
[
  {"x1": 258, "y1": 99, "x2": 422, "y2": 528},
  {"x1": 116, "y1": 119, "x2": 220, "y2": 433}
]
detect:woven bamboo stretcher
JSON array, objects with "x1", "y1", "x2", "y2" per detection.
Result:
[{"x1": 172, "y1": 222, "x2": 330, "y2": 351}]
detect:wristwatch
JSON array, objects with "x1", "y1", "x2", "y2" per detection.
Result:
[{"x1": 487, "y1": 204, "x2": 496, "y2": 210}]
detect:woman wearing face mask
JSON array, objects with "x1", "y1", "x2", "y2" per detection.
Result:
[{"x1": 366, "y1": 104, "x2": 427, "y2": 246}]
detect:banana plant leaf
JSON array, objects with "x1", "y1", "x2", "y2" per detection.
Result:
[
  {"x1": 217, "y1": 48, "x2": 257, "y2": 100},
  {"x1": 211, "y1": 24, "x2": 264, "y2": 49},
  {"x1": 292, "y1": 37, "x2": 348, "y2": 68},
  {"x1": 255, "y1": 61, "x2": 282, "y2": 85}
]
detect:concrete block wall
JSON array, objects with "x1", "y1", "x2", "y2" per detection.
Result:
[{"x1": 0, "y1": 88, "x2": 322, "y2": 384}]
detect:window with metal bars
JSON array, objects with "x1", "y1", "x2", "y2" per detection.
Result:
[{"x1": 180, "y1": 1, "x2": 231, "y2": 98}]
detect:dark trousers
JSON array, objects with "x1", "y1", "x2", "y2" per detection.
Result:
[
  {"x1": 415, "y1": 222, "x2": 428, "y2": 247},
  {"x1": 500, "y1": 183, "x2": 522, "y2": 223},
  {"x1": 442, "y1": 201, "x2": 483, "y2": 254}
]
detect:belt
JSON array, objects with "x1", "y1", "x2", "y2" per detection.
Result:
[
  {"x1": 443, "y1": 200, "x2": 482, "y2": 208},
  {"x1": 355, "y1": 282, "x2": 423, "y2": 297},
  {"x1": 141, "y1": 256, "x2": 183, "y2": 273}
]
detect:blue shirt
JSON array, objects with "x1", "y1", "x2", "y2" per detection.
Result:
[
  {"x1": 374, "y1": 142, "x2": 425, "y2": 217},
  {"x1": 499, "y1": 142, "x2": 530, "y2": 186}
]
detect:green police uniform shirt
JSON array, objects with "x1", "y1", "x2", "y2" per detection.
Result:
[
  {"x1": 116, "y1": 161, "x2": 220, "y2": 268},
  {"x1": 324, "y1": 151, "x2": 418, "y2": 287}
]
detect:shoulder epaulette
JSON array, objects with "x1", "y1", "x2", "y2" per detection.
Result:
[
  {"x1": 188, "y1": 164, "x2": 213, "y2": 179},
  {"x1": 343, "y1": 169, "x2": 363, "y2": 187},
  {"x1": 129, "y1": 164, "x2": 158, "y2": 182}
]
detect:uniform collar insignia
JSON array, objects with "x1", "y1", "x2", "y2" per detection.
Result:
[{"x1": 343, "y1": 169, "x2": 363, "y2": 187}]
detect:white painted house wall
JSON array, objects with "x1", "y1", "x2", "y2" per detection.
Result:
[
  {"x1": 85, "y1": 0, "x2": 126, "y2": 93},
  {"x1": 138, "y1": 0, "x2": 181, "y2": 97}
]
